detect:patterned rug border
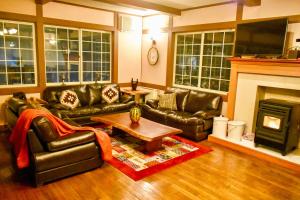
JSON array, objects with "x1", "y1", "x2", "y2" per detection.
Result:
[{"x1": 107, "y1": 135, "x2": 212, "y2": 181}]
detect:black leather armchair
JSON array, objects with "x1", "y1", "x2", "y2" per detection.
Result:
[{"x1": 5, "y1": 98, "x2": 103, "y2": 186}]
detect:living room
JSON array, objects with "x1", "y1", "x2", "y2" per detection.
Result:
[{"x1": 1, "y1": 0, "x2": 300, "y2": 199}]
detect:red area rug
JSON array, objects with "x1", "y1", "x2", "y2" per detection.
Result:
[{"x1": 101, "y1": 128, "x2": 212, "y2": 181}]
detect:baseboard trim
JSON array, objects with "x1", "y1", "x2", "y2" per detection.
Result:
[{"x1": 208, "y1": 135, "x2": 300, "y2": 173}]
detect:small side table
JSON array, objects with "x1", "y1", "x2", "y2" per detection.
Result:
[{"x1": 120, "y1": 87, "x2": 152, "y2": 103}]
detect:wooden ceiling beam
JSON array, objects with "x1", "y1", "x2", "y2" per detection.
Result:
[
  {"x1": 93, "y1": 0, "x2": 181, "y2": 15},
  {"x1": 239, "y1": 0, "x2": 261, "y2": 7},
  {"x1": 35, "y1": 0, "x2": 54, "y2": 4}
]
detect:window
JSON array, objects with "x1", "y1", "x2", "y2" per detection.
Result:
[
  {"x1": 44, "y1": 25, "x2": 111, "y2": 85},
  {"x1": 0, "y1": 20, "x2": 36, "y2": 86},
  {"x1": 174, "y1": 30, "x2": 234, "y2": 92},
  {"x1": 82, "y1": 30, "x2": 111, "y2": 82}
]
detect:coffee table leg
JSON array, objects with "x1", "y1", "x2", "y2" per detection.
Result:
[{"x1": 145, "y1": 139, "x2": 162, "y2": 152}]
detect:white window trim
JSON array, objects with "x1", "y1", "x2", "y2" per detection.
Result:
[
  {"x1": 44, "y1": 25, "x2": 112, "y2": 86},
  {"x1": 0, "y1": 19, "x2": 37, "y2": 88},
  {"x1": 173, "y1": 29, "x2": 234, "y2": 95}
]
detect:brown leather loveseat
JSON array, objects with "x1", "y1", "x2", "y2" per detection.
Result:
[{"x1": 141, "y1": 87, "x2": 222, "y2": 141}]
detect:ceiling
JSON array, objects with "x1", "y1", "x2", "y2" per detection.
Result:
[{"x1": 55, "y1": 0, "x2": 235, "y2": 16}]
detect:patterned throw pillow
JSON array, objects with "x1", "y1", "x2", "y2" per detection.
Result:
[
  {"x1": 158, "y1": 93, "x2": 177, "y2": 110},
  {"x1": 59, "y1": 90, "x2": 80, "y2": 109},
  {"x1": 102, "y1": 85, "x2": 119, "y2": 104}
]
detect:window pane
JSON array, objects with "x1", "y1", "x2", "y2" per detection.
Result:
[
  {"x1": 21, "y1": 49, "x2": 33, "y2": 60},
  {"x1": 221, "y1": 68, "x2": 231, "y2": 80},
  {"x1": 83, "y1": 42, "x2": 92, "y2": 51},
  {"x1": 69, "y1": 51, "x2": 79, "y2": 61},
  {"x1": 0, "y1": 73, "x2": 7, "y2": 85},
  {"x1": 83, "y1": 72, "x2": 92, "y2": 81},
  {"x1": 102, "y1": 62, "x2": 110, "y2": 71},
  {"x1": 175, "y1": 75, "x2": 182, "y2": 85},
  {"x1": 214, "y1": 32, "x2": 224, "y2": 43},
  {"x1": 82, "y1": 31, "x2": 92, "y2": 41},
  {"x1": 45, "y1": 39, "x2": 57, "y2": 50},
  {"x1": 70, "y1": 72, "x2": 79, "y2": 82},
  {"x1": 225, "y1": 32, "x2": 234, "y2": 43},
  {"x1": 0, "y1": 48, "x2": 4, "y2": 60},
  {"x1": 93, "y1": 32, "x2": 101, "y2": 42},
  {"x1": 177, "y1": 46, "x2": 184, "y2": 54},
  {"x1": 70, "y1": 63, "x2": 79, "y2": 71},
  {"x1": 193, "y1": 45, "x2": 201, "y2": 55},
  {"x1": 83, "y1": 52, "x2": 92, "y2": 61},
  {"x1": 21, "y1": 61, "x2": 34, "y2": 72},
  {"x1": 20, "y1": 38, "x2": 33, "y2": 49},
  {"x1": 0, "y1": 37, "x2": 3, "y2": 47},
  {"x1": 4, "y1": 23, "x2": 18, "y2": 36},
  {"x1": 45, "y1": 51, "x2": 57, "y2": 61},
  {"x1": 204, "y1": 33, "x2": 213, "y2": 44},
  {"x1": 47, "y1": 72, "x2": 58, "y2": 83},
  {"x1": 191, "y1": 77, "x2": 198, "y2": 87},
  {"x1": 0, "y1": 61, "x2": 5, "y2": 72},
  {"x1": 22, "y1": 73, "x2": 34, "y2": 84},
  {"x1": 6, "y1": 49, "x2": 19, "y2": 60},
  {"x1": 57, "y1": 28, "x2": 67, "y2": 39},
  {"x1": 46, "y1": 62, "x2": 57, "y2": 72},
  {"x1": 211, "y1": 68, "x2": 220, "y2": 79},
  {"x1": 223, "y1": 45, "x2": 233, "y2": 56},
  {"x1": 222, "y1": 57, "x2": 231, "y2": 68},
  {"x1": 201, "y1": 78, "x2": 209, "y2": 89},
  {"x1": 102, "y1": 33, "x2": 110, "y2": 43},
  {"x1": 8, "y1": 73, "x2": 21, "y2": 84},
  {"x1": 185, "y1": 35, "x2": 193, "y2": 44},
  {"x1": 57, "y1": 40, "x2": 68, "y2": 50},
  {"x1": 5, "y1": 36, "x2": 19, "y2": 48},
  {"x1": 194, "y1": 34, "x2": 202, "y2": 44},
  {"x1": 212, "y1": 57, "x2": 222, "y2": 67},
  {"x1": 202, "y1": 56, "x2": 211, "y2": 67},
  {"x1": 201, "y1": 67, "x2": 210, "y2": 77},
  {"x1": 210, "y1": 79, "x2": 220, "y2": 90},
  {"x1": 19, "y1": 24, "x2": 32, "y2": 37},
  {"x1": 102, "y1": 43, "x2": 110, "y2": 52},
  {"x1": 220, "y1": 80, "x2": 229, "y2": 91},
  {"x1": 203, "y1": 45, "x2": 212, "y2": 55},
  {"x1": 93, "y1": 43, "x2": 101, "y2": 51},
  {"x1": 69, "y1": 41, "x2": 78, "y2": 51},
  {"x1": 212, "y1": 45, "x2": 222, "y2": 55},
  {"x1": 69, "y1": 29, "x2": 78, "y2": 40},
  {"x1": 102, "y1": 72, "x2": 110, "y2": 81},
  {"x1": 7, "y1": 61, "x2": 20, "y2": 72},
  {"x1": 177, "y1": 35, "x2": 184, "y2": 45},
  {"x1": 83, "y1": 62, "x2": 92, "y2": 71}
]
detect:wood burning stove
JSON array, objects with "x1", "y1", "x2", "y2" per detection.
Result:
[{"x1": 255, "y1": 99, "x2": 300, "y2": 155}]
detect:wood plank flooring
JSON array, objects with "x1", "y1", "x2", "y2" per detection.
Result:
[{"x1": 1, "y1": 131, "x2": 300, "y2": 200}]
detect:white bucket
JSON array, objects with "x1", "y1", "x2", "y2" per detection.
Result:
[
  {"x1": 227, "y1": 121, "x2": 246, "y2": 141},
  {"x1": 212, "y1": 116, "x2": 229, "y2": 138}
]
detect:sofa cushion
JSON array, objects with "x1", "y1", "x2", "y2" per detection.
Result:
[
  {"x1": 47, "y1": 131, "x2": 95, "y2": 152},
  {"x1": 74, "y1": 85, "x2": 89, "y2": 106},
  {"x1": 59, "y1": 106, "x2": 104, "y2": 118},
  {"x1": 32, "y1": 116, "x2": 59, "y2": 143},
  {"x1": 59, "y1": 90, "x2": 80, "y2": 109},
  {"x1": 102, "y1": 84, "x2": 120, "y2": 104},
  {"x1": 88, "y1": 84, "x2": 102, "y2": 106},
  {"x1": 166, "y1": 111, "x2": 204, "y2": 126},
  {"x1": 165, "y1": 88, "x2": 189, "y2": 111},
  {"x1": 184, "y1": 91, "x2": 221, "y2": 113},
  {"x1": 100, "y1": 102, "x2": 134, "y2": 113},
  {"x1": 158, "y1": 93, "x2": 177, "y2": 110},
  {"x1": 8, "y1": 97, "x2": 27, "y2": 114}
]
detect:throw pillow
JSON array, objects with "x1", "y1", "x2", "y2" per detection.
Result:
[
  {"x1": 102, "y1": 85, "x2": 119, "y2": 104},
  {"x1": 59, "y1": 90, "x2": 80, "y2": 109},
  {"x1": 158, "y1": 93, "x2": 177, "y2": 110},
  {"x1": 88, "y1": 84, "x2": 102, "y2": 106},
  {"x1": 74, "y1": 85, "x2": 89, "y2": 106}
]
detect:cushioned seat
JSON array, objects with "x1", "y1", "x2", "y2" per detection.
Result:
[
  {"x1": 34, "y1": 142, "x2": 99, "y2": 172},
  {"x1": 166, "y1": 111, "x2": 204, "y2": 125},
  {"x1": 59, "y1": 106, "x2": 104, "y2": 118}
]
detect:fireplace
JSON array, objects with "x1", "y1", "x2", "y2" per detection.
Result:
[{"x1": 255, "y1": 99, "x2": 300, "y2": 155}]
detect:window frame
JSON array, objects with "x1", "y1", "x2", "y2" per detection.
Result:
[
  {"x1": 80, "y1": 28, "x2": 112, "y2": 84},
  {"x1": 0, "y1": 19, "x2": 37, "y2": 88},
  {"x1": 172, "y1": 29, "x2": 235, "y2": 95},
  {"x1": 44, "y1": 25, "x2": 112, "y2": 86}
]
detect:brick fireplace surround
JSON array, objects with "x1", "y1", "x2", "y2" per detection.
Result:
[{"x1": 209, "y1": 58, "x2": 300, "y2": 173}]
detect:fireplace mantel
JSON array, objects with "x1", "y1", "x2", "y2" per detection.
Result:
[{"x1": 227, "y1": 58, "x2": 300, "y2": 119}]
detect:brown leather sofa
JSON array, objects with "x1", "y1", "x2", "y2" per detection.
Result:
[
  {"x1": 43, "y1": 84, "x2": 135, "y2": 126},
  {"x1": 5, "y1": 97, "x2": 103, "y2": 186},
  {"x1": 141, "y1": 87, "x2": 222, "y2": 141}
]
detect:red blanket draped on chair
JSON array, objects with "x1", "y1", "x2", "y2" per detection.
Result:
[{"x1": 9, "y1": 109, "x2": 112, "y2": 169}]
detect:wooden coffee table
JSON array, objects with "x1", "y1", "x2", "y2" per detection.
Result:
[{"x1": 91, "y1": 112, "x2": 182, "y2": 152}]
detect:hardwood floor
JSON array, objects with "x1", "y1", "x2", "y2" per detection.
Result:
[{"x1": 1, "y1": 131, "x2": 300, "y2": 200}]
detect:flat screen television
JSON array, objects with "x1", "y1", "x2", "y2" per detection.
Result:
[{"x1": 234, "y1": 18, "x2": 288, "y2": 57}]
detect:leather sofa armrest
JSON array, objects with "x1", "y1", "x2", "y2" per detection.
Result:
[
  {"x1": 192, "y1": 110, "x2": 221, "y2": 120},
  {"x1": 120, "y1": 94, "x2": 133, "y2": 103},
  {"x1": 146, "y1": 99, "x2": 159, "y2": 109},
  {"x1": 27, "y1": 129, "x2": 45, "y2": 153},
  {"x1": 47, "y1": 131, "x2": 96, "y2": 152},
  {"x1": 50, "y1": 103, "x2": 71, "y2": 110}
]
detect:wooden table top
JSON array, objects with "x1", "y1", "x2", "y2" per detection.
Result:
[
  {"x1": 120, "y1": 87, "x2": 152, "y2": 95},
  {"x1": 91, "y1": 112, "x2": 182, "y2": 142}
]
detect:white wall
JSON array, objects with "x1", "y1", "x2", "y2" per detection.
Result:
[
  {"x1": 141, "y1": 32, "x2": 168, "y2": 86},
  {"x1": 118, "y1": 16, "x2": 142, "y2": 83},
  {"x1": 243, "y1": 0, "x2": 300, "y2": 20},
  {"x1": 43, "y1": 2, "x2": 114, "y2": 26},
  {"x1": 0, "y1": 0, "x2": 36, "y2": 15},
  {"x1": 173, "y1": 3, "x2": 237, "y2": 27}
]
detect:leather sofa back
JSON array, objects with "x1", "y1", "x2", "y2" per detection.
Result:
[
  {"x1": 184, "y1": 90, "x2": 221, "y2": 113},
  {"x1": 43, "y1": 84, "x2": 122, "y2": 107},
  {"x1": 165, "y1": 87, "x2": 190, "y2": 111}
]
